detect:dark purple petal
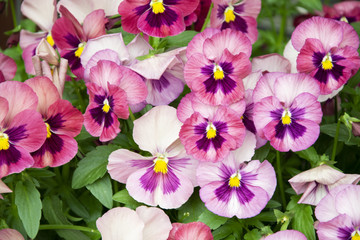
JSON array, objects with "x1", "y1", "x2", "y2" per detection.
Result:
[
  {"x1": 195, "y1": 121, "x2": 227, "y2": 151},
  {"x1": 130, "y1": 159, "x2": 154, "y2": 168},
  {"x1": 135, "y1": 4, "x2": 150, "y2": 16},
  {"x1": 221, "y1": 15, "x2": 248, "y2": 33},
  {"x1": 312, "y1": 52, "x2": 346, "y2": 84},
  {"x1": 201, "y1": 62, "x2": 236, "y2": 95},
  {"x1": 151, "y1": 75, "x2": 170, "y2": 92},
  {"x1": 63, "y1": 50, "x2": 81, "y2": 71},
  {"x1": 0, "y1": 144, "x2": 21, "y2": 165},
  {"x1": 290, "y1": 107, "x2": 305, "y2": 120},
  {"x1": 270, "y1": 108, "x2": 282, "y2": 120},
  {"x1": 6, "y1": 125, "x2": 27, "y2": 143},
  {"x1": 145, "y1": 6, "x2": 178, "y2": 27},
  {"x1": 216, "y1": 4, "x2": 227, "y2": 19},
  {"x1": 274, "y1": 120, "x2": 306, "y2": 140},
  {"x1": 233, "y1": 4, "x2": 244, "y2": 14},
  {"x1": 32, "y1": 132, "x2": 64, "y2": 157},
  {"x1": 219, "y1": 163, "x2": 235, "y2": 179},
  {"x1": 140, "y1": 167, "x2": 159, "y2": 193},
  {"x1": 162, "y1": 168, "x2": 180, "y2": 194},
  {"x1": 337, "y1": 226, "x2": 353, "y2": 239},
  {"x1": 89, "y1": 95, "x2": 115, "y2": 128},
  {"x1": 243, "y1": 115, "x2": 256, "y2": 134},
  {"x1": 167, "y1": 157, "x2": 192, "y2": 171},
  {"x1": 47, "y1": 113, "x2": 65, "y2": 132},
  {"x1": 64, "y1": 34, "x2": 80, "y2": 48},
  {"x1": 163, "y1": 0, "x2": 180, "y2": 5},
  {"x1": 196, "y1": 136, "x2": 211, "y2": 151}
]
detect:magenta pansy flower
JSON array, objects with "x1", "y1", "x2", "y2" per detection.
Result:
[
  {"x1": 196, "y1": 139, "x2": 276, "y2": 218},
  {"x1": 0, "y1": 53, "x2": 17, "y2": 82},
  {"x1": 253, "y1": 73, "x2": 323, "y2": 152},
  {"x1": 118, "y1": 0, "x2": 199, "y2": 37},
  {"x1": 289, "y1": 164, "x2": 360, "y2": 206},
  {"x1": 168, "y1": 222, "x2": 213, "y2": 240},
  {"x1": 263, "y1": 230, "x2": 307, "y2": 240},
  {"x1": 315, "y1": 185, "x2": 360, "y2": 240},
  {"x1": 323, "y1": 1, "x2": 360, "y2": 23},
  {"x1": 184, "y1": 28, "x2": 252, "y2": 106},
  {"x1": 107, "y1": 106, "x2": 198, "y2": 209},
  {"x1": 25, "y1": 77, "x2": 83, "y2": 168},
  {"x1": 84, "y1": 60, "x2": 147, "y2": 142},
  {"x1": 51, "y1": 6, "x2": 108, "y2": 79},
  {"x1": 96, "y1": 206, "x2": 172, "y2": 240},
  {"x1": 210, "y1": 0, "x2": 261, "y2": 43},
  {"x1": 0, "y1": 81, "x2": 46, "y2": 178},
  {"x1": 284, "y1": 17, "x2": 360, "y2": 98}
]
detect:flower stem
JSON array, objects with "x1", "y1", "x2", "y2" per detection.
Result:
[
  {"x1": 39, "y1": 225, "x2": 100, "y2": 234},
  {"x1": 9, "y1": 0, "x2": 17, "y2": 28},
  {"x1": 200, "y1": 3, "x2": 213, "y2": 32},
  {"x1": 276, "y1": 151, "x2": 286, "y2": 210},
  {"x1": 72, "y1": 78, "x2": 86, "y2": 113},
  {"x1": 331, "y1": 119, "x2": 341, "y2": 162}
]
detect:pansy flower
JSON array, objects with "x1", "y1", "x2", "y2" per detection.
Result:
[
  {"x1": 96, "y1": 206, "x2": 172, "y2": 240},
  {"x1": 315, "y1": 185, "x2": 360, "y2": 240},
  {"x1": 0, "y1": 229, "x2": 25, "y2": 240},
  {"x1": 0, "y1": 81, "x2": 46, "y2": 178},
  {"x1": 51, "y1": 6, "x2": 108, "y2": 79},
  {"x1": 25, "y1": 77, "x2": 83, "y2": 168},
  {"x1": 168, "y1": 222, "x2": 213, "y2": 240},
  {"x1": 253, "y1": 73, "x2": 323, "y2": 152},
  {"x1": 263, "y1": 230, "x2": 307, "y2": 240},
  {"x1": 210, "y1": 0, "x2": 261, "y2": 43},
  {"x1": 0, "y1": 53, "x2": 17, "y2": 82},
  {"x1": 118, "y1": 0, "x2": 199, "y2": 37},
  {"x1": 185, "y1": 28, "x2": 252, "y2": 106},
  {"x1": 0, "y1": 180, "x2": 12, "y2": 199},
  {"x1": 283, "y1": 17, "x2": 360, "y2": 100},
  {"x1": 108, "y1": 106, "x2": 198, "y2": 209},
  {"x1": 196, "y1": 137, "x2": 276, "y2": 218},
  {"x1": 323, "y1": 1, "x2": 360, "y2": 23},
  {"x1": 84, "y1": 60, "x2": 147, "y2": 142}
]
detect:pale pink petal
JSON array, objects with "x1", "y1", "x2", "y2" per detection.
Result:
[
  {"x1": 231, "y1": 131, "x2": 256, "y2": 163},
  {"x1": 89, "y1": 60, "x2": 123, "y2": 89},
  {"x1": 136, "y1": 206, "x2": 172, "y2": 240},
  {"x1": 19, "y1": 30, "x2": 46, "y2": 49},
  {"x1": 196, "y1": 161, "x2": 224, "y2": 187},
  {"x1": 96, "y1": 207, "x2": 144, "y2": 240},
  {"x1": 177, "y1": 93, "x2": 197, "y2": 123},
  {"x1": 338, "y1": 21, "x2": 360, "y2": 49},
  {"x1": 264, "y1": 230, "x2": 307, "y2": 240},
  {"x1": 82, "y1": 9, "x2": 107, "y2": 39},
  {"x1": 186, "y1": 28, "x2": 220, "y2": 60},
  {"x1": 21, "y1": 0, "x2": 56, "y2": 31},
  {"x1": 22, "y1": 43, "x2": 39, "y2": 75},
  {"x1": 297, "y1": 181, "x2": 329, "y2": 205},
  {"x1": 133, "y1": 106, "x2": 182, "y2": 154},
  {"x1": 0, "y1": 53, "x2": 17, "y2": 81},
  {"x1": 175, "y1": 222, "x2": 213, "y2": 240},
  {"x1": 252, "y1": 72, "x2": 286, "y2": 103},
  {"x1": 317, "y1": 214, "x2": 353, "y2": 240},
  {"x1": 0, "y1": 229, "x2": 25, "y2": 240},
  {"x1": 84, "y1": 49, "x2": 121, "y2": 81},
  {"x1": 290, "y1": 93, "x2": 323, "y2": 124},
  {"x1": 335, "y1": 185, "x2": 360, "y2": 226},
  {"x1": 252, "y1": 53, "x2": 291, "y2": 73},
  {"x1": 283, "y1": 41, "x2": 299, "y2": 73},
  {"x1": 125, "y1": 34, "x2": 153, "y2": 65},
  {"x1": 35, "y1": 38, "x2": 59, "y2": 65},
  {"x1": 25, "y1": 76, "x2": 60, "y2": 116},
  {"x1": 291, "y1": 17, "x2": 343, "y2": 51}
]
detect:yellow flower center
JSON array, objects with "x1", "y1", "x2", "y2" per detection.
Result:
[
  {"x1": 153, "y1": 155, "x2": 168, "y2": 174},
  {"x1": 46, "y1": 34, "x2": 55, "y2": 47},
  {"x1": 206, "y1": 123, "x2": 217, "y2": 139},
  {"x1": 224, "y1": 6, "x2": 236, "y2": 23},
  {"x1": 151, "y1": 0, "x2": 165, "y2": 14},
  {"x1": 322, "y1": 54, "x2": 333, "y2": 70},
  {"x1": 213, "y1": 64, "x2": 224, "y2": 80},
  {"x1": 229, "y1": 172, "x2": 241, "y2": 187},
  {"x1": 75, "y1": 42, "x2": 86, "y2": 58},
  {"x1": 102, "y1": 99, "x2": 110, "y2": 113},
  {"x1": 352, "y1": 231, "x2": 360, "y2": 240},
  {"x1": 0, "y1": 133, "x2": 10, "y2": 151},
  {"x1": 282, "y1": 109, "x2": 292, "y2": 125},
  {"x1": 340, "y1": 16, "x2": 349, "y2": 23},
  {"x1": 45, "y1": 123, "x2": 52, "y2": 138}
]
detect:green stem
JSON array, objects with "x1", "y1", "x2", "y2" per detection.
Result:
[
  {"x1": 334, "y1": 96, "x2": 338, "y2": 123},
  {"x1": 331, "y1": 119, "x2": 341, "y2": 162},
  {"x1": 9, "y1": 0, "x2": 17, "y2": 28},
  {"x1": 276, "y1": 151, "x2": 286, "y2": 211},
  {"x1": 39, "y1": 225, "x2": 100, "y2": 234},
  {"x1": 72, "y1": 78, "x2": 85, "y2": 113},
  {"x1": 113, "y1": 181, "x2": 120, "y2": 207},
  {"x1": 277, "y1": 3, "x2": 287, "y2": 53},
  {"x1": 62, "y1": 162, "x2": 70, "y2": 183},
  {"x1": 200, "y1": 3, "x2": 213, "y2": 32},
  {"x1": 129, "y1": 107, "x2": 136, "y2": 122}
]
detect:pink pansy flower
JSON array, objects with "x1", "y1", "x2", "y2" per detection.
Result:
[
  {"x1": 0, "y1": 81, "x2": 47, "y2": 178},
  {"x1": 263, "y1": 230, "x2": 307, "y2": 240},
  {"x1": 253, "y1": 73, "x2": 323, "y2": 152},
  {"x1": 0, "y1": 53, "x2": 17, "y2": 82},
  {"x1": 196, "y1": 136, "x2": 276, "y2": 218},
  {"x1": 323, "y1": 1, "x2": 360, "y2": 23},
  {"x1": 51, "y1": 6, "x2": 108, "y2": 79},
  {"x1": 118, "y1": 0, "x2": 199, "y2": 38},
  {"x1": 0, "y1": 180, "x2": 12, "y2": 199},
  {"x1": 185, "y1": 28, "x2": 252, "y2": 106},
  {"x1": 25, "y1": 77, "x2": 83, "y2": 168},
  {"x1": 168, "y1": 222, "x2": 213, "y2": 240},
  {"x1": 20, "y1": 0, "x2": 57, "y2": 74},
  {"x1": 210, "y1": 0, "x2": 261, "y2": 43},
  {"x1": 96, "y1": 206, "x2": 172, "y2": 240},
  {"x1": 289, "y1": 164, "x2": 360, "y2": 206},
  {"x1": 0, "y1": 228, "x2": 25, "y2": 240},
  {"x1": 130, "y1": 47, "x2": 186, "y2": 106},
  {"x1": 315, "y1": 185, "x2": 360, "y2": 240},
  {"x1": 179, "y1": 104, "x2": 246, "y2": 162},
  {"x1": 108, "y1": 106, "x2": 198, "y2": 209},
  {"x1": 84, "y1": 60, "x2": 147, "y2": 142},
  {"x1": 283, "y1": 17, "x2": 360, "y2": 100}
]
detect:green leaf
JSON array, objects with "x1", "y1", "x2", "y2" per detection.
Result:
[
  {"x1": 43, "y1": 196, "x2": 93, "y2": 240},
  {"x1": 295, "y1": 147, "x2": 320, "y2": 166},
  {"x1": 321, "y1": 124, "x2": 360, "y2": 146},
  {"x1": 86, "y1": 175, "x2": 113, "y2": 209},
  {"x1": 244, "y1": 229, "x2": 262, "y2": 240},
  {"x1": 15, "y1": 179, "x2": 42, "y2": 239},
  {"x1": 72, "y1": 145, "x2": 119, "y2": 189},
  {"x1": 26, "y1": 168, "x2": 56, "y2": 178},
  {"x1": 252, "y1": 143, "x2": 270, "y2": 161},
  {"x1": 198, "y1": 209, "x2": 227, "y2": 230},
  {"x1": 298, "y1": 0, "x2": 322, "y2": 12},
  {"x1": 165, "y1": 30, "x2": 198, "y2": 49},
  {"x1": 112, "y1": 189, "x2": 142, "y2": 209},
  {"x1": 212, "y1": 219, "x2": 243, "y2": 240},
  {"x1": 286, "y1": 196, "x2": 315, "y2": 240},
  {"x1": 177, "y1": 189, "x2": 207, "y2": 223},
  {"x1": 61, "y1": 189, "x2": 90, "y2": 218}
]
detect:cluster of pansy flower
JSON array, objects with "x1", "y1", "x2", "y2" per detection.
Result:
[{"x1": 0, "y1": 0, "x2": 359, "y2": 239}]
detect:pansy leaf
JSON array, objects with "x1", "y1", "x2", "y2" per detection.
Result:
[
  {"x1": 86, "y1": 175, "x2": 113, "y2": 209},
  {"x1": 198, "y1": 209, "x2": 228, "y2": 230},
  {"x1": 112, "y1": 189, "x2": 142, "y2": 209}
]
